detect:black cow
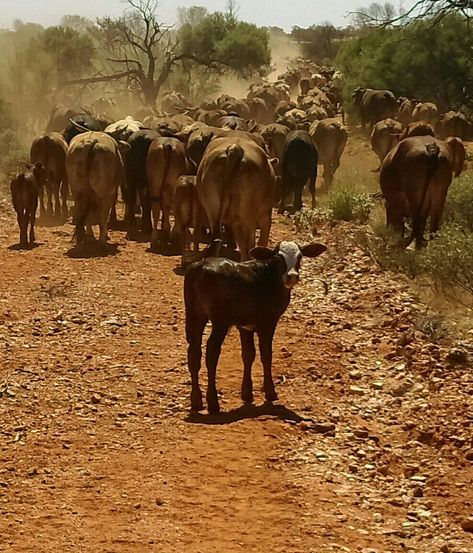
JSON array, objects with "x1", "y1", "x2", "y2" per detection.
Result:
[
  {"x1": 279, "y1": 130, "x2": 318, "y2": 213},
  {"x1": 124, "y1": 129, "x2": 161, "y2": 238},
  {"x1": 184, "y1": 240, "x2": 327, "y2": 414},
  {"x1": 63, "y1": 114, "x2": 111, "y2": 144}
]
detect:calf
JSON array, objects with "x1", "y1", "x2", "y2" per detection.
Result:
[
  {"x1": 172, "y1": 175, "x2": 206, "y2": 254},
  {"x1": 10, "y1": 163, "x2": 46, "y2": 247},
  {"x1": 184, "y1": 240, "x2": 327, "y2": 414}
]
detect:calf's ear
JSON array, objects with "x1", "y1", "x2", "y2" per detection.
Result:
[
  {"x1": 250, "y1": 246, "x2": 274, "y2": 261},
  {"x1": 300, "y1": 242, "x2": 327, "y2": 258}
]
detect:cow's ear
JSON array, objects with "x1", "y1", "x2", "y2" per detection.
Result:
[
  {"x1": 250, "y1": 247, "x2": 274, "y2": 261},
  {"x1": 300, "y1": 242, "x2": 327, "y2": 258}
]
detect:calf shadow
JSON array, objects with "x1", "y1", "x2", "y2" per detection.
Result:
[
  {"x1": 8, "y1": 242, "x2": 41, "y2": 251},
  {"x1": 66, "y1": 242, "x2": 119, "y2": 259},
  {"x1": 186, "y1": 402, "x2": 305, "y2": 426}
]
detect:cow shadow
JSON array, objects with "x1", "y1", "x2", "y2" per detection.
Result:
[
  {"x1": 185, "y1": 402, "x2": 305, "y2": 426},
  {"x1": 66, "y1": 242, "x2": 119, "y2": 259},
  {"x1": 8, "y1": 242, "x2": 42, "y2": 251}
]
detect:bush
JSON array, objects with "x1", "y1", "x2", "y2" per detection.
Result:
[
  {"x1": 418, "y1": 225, "x2": 473, "y2": 295},
  {"x1": 0, "y1": 130, "x2": 26, "y2": 192},
  {"x1": 443, "y1": 174, "x2": 473, "y2": 231},
  {"x1": 327, "y1": 184, "x2": 373, "y2": 223}
]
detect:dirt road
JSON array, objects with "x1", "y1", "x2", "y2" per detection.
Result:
[{"x1": 0, "y1": 195, "x2": 472, "y2": 552}]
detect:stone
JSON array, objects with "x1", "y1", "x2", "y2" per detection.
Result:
[{"x1": 461, "y1": 517, "x2": 473, "y2": 532}]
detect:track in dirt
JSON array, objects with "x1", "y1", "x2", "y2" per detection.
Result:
[{"x1": 0, "y1": 178, "x2": 473, "y2": 552}]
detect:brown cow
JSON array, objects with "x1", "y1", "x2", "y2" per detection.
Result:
[
  {"x1": 10, "y1": 164, "x2": 46, "y2": 247},
  {"x1": 197, "y1": 137, "x2": 277, "y2": 261},
  {"x1": 30, "y1": 132, "x2": 69, "y2": 220},
  {"x1": 147, "y1": 137, "x2": 189, "y2": 249},
  {"x1": 66, "y1": 132, "x2": 129, "y2": 246},
  {"x1": 412, "y1": 102, "x2": 439, "y2": 127},
  {"x1": 399, "y1": 121, "x2": 435, "y2": 141},
  {"x1": 437, "y1": 111, "x2": 469, "y2": 140},
  {"x1": 370, "y1": 118, "x2": 403, "y2": 168},
  {"x1": 380, "y1": 135, "x2": 465, "y2": 249},
  {"x1": 310, "y1": 118, "x2": 348, "y2": 187}
]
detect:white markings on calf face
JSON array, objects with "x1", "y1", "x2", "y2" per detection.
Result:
[{"x1": 278, "y1": 241, "x2": 302, "y2": 288}]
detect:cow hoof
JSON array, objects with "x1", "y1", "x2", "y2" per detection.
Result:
[
  {"x1": 207, "y1": 395, "x2": 220, "y2": 414},
  {"x1": 190, "y1": 390, "x2": 204, "y2": 412}
]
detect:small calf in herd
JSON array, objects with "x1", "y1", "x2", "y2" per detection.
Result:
[
  {"x1": 10, "y1": 163, "x2": 46, "y2": 247},
  {"x1": 184, "y1": 240, "x2": 327, "y2": 414}
]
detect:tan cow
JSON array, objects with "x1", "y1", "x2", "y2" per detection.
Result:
[
  {"x1": 147, "y1": 137, "x2": 189, "y2": 249},
  {"x1": 412, "y1": 102, "x2": 439, "y2": 127},
  {"x1": 399, "y1": 121, "x2": 435, "y2": 141},
  {"x1": 66, "y1": 132, "x2": 129, "y2": 246},
  {"x1": 310, "y1": 118, "x2": 348, "y2": 187},
  {"x1": 370, "y1": 118, "x2": 403, "y2": 169},
  {"x1": 380, "y1": 135, "x2": 465, "y2": 249},
  {"x1": 197, "y1": 137, "x2": 277, "y2": 261},
  {"x1": 30, "y1": 132, "x2": 69, "y2": 220}
]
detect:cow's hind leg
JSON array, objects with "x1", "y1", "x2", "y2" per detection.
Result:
[
  {"x1": 239, "y1": 328, "x2": 256, "y2": 404},
  {"x1": 205, "y1": 323, "x2": 228, "y2": 414},
  {"x1": 150, "y1": 198, "x2": 161, "y2": 249},
  {"x1": 60, "y1": 178, "x2": 69, "y2": 220},
  {"x1": 53, "y1": 181, "x2": 61, "y2": 218}
]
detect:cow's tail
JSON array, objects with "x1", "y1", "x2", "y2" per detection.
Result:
[
  {"x1": 203, "y1": 144, "x2": 243, "y2": 259},
  {"x1": 160, "y1": 142, "x2": 173, "y2": 196},
  {"x1": 418, "y1": 142, "x2": 440, "y2": 219},
  {"x1": 72, "y1": 139, "x2": 98, "y2": 243},
  {"x1": 220, "y1": 143, "x2": 243, "y2": 231}
]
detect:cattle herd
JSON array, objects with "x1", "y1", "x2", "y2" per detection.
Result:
[{"x1": 8, "y1": 59, "x2": 469, "y2": 412}]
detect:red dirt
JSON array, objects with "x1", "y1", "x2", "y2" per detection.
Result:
[{"x1": 0, "y1": 201, "x2": 472, "y2": 552}]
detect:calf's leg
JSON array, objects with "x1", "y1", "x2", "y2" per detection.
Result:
[
  {"x1": 29, "y1": 208, "x2": 36, "y2": 243},
  {"x1": 239, "y1": 329, "x2": 256, "y2": 404},
  {"x1": 17, "y1": 210, "x2": 28, "y2": 246},
  {"x1": 187, "y1": 316, "x2": 207, "y2": 411},
  {"x1": 258, "y1": 327, "x2": 278, "y2": 403},
  {"x1": 205, "y1": 324, "x2": 228, "y2": 414}
]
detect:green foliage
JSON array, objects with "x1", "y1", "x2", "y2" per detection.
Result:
[
  {"x1": 442, "y1": 174, "x2": 473, "y2": 231},
  {"x1": 327, "y1": 184, "x2": 374, "y2": 222},
  {"x1": 179, "y1": 13, "x2": 270, "y2": 76},
  {"x1": 30, "y1": 26, "x2": 95, "y2": 85},
  {"x1": 337, "y1": 14, "x2": 473, "y2": 110},
  {"x1": 291, "y1": 24, "x2": 349, "y2": 63},
  {"x1": 418, "y1": 225, "x2": 473, "y2": 295}
]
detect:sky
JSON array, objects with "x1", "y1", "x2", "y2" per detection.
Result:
[{"x1": 0, "y1": 0, "x2": 416, "y2": 31}]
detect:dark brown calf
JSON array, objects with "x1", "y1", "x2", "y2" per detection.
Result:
[
  {"x1": 10, "y1": 163, "x2": 45, "y2": 247},
  {"x1": 184, "y1": 241, "x2": 327, "y2": 414}
]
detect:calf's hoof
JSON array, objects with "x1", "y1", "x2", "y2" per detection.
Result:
[
  {"x1": 206, "y1": 393, "x2": 220, "y2": 415},
  {"x1": 190, "y1": 389, "x2": 204, "y2": 412},
  {"x1": 241, "y1": 390, "x2": 254, "y2": 404},
  {"x1": 264, "y1": 388, "x2": 278, "y2": 403}
]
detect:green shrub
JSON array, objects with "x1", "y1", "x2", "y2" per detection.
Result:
[
  {"x1": 418, "y1": 225, "x2": 473, "y2": 295},
  {"x1": 327, "y1": 184, "x2": 373, "y2": 223},
  {"x1": 0, "y1": 130, "x2": 26, "y2": 193},
  {"x1": 443, "y1": 174, "x2": 473, "y2": 231}
]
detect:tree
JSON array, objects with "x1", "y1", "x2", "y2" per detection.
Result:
[
  {"x1": 351, "y1": 2, "x2": 397, "y2": 27},
  {"x1": 60, "y1": 15, "x2": 94, "y2": 33},
  {"x1": 66, "y1": 0, "x2": 270, "y2": 107},
  {"x1": 177, "y1": 6, "x2": 208, "y2": 28},
  {"x1": 291, "y1": 24, "x2": 349, "y2": 62},
  {"x1": 352, "y1": 0, "x2": 472, "y2": 26},
  {"x1": 337, "y1": 14, "x2": 473, "y2": 110}
]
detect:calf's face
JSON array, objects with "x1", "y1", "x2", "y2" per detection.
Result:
[{"x1": 251, "y1": 241, "x2": 327, "y2": 289}]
